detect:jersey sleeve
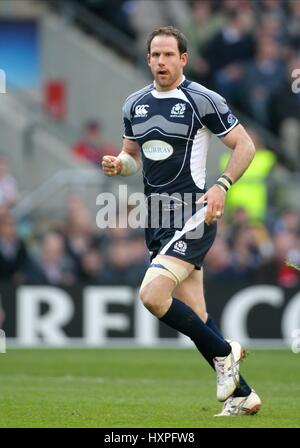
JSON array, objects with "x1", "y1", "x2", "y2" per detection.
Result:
[
  {"x1": 122, "y1": 99, "x2": 136, "y2": 140},
  {"x1": 191, "y1": 87, "x2": 239, "y2": 137}
]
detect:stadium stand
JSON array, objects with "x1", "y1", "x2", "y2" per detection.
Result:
[{"x1": 0, "y1": 0, "x2": 299, "y2": 288}]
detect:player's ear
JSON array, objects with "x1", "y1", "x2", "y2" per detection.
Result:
[
  {"x1": 147, "y1": 53, "x2": 151, "y2": 66},
  {"x1": 181, "y1": 52, "x2": 188, "y2": 67}
]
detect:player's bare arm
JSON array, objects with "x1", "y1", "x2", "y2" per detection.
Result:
[
  {"x1": 197, "y1": 124, "x2": 256, "y2": 225},
  {"x1": 221, "y1": 123, "x2": 256, "y2": 183},
  {"x1": 102, "y1": 138, "x2": 141, "y2": 176}
]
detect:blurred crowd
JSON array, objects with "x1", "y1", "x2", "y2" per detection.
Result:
[
  {"x1": 0, "y1": 190, "x2": 149, "y2": 288},
  {"x1": 0, "y1": 151, "x2": 299, "y2": 289},
  {"x1": 1, "y1": 0, "x2": 300, "y2": 290},
  {"x1": 76, "y1": 0, "x2": 300, "y2": 169},
  {"x1": 205, "y1": 207, "x2": 300, "y2": 288}
]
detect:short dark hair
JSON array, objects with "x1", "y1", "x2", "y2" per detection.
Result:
[{"x1": 147, "y1": 26, "x2": 188, "y2": 55}]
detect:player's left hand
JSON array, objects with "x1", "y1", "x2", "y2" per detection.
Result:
[{"x1": 196, "y1": 185, "x2": 226, "y2": 225}]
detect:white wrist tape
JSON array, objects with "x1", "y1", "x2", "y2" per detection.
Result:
[{"x1": 117, "y1": 152, "x2": 141, "y2": 176}]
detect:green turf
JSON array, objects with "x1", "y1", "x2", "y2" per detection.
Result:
[{"x1": 0, "y1": 347, "x2": 299, "y2": 428}]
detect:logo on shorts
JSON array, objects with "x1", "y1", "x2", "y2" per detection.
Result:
[
  {"x1": 173, "y1": 240, "x2": 187, "y2": 255},
  {"x1": 170, "y1": 103, "x2": 186, "y2": 118},
  {"x1": 134, "y1": 104, "x2": 149, "y2": 118},
  {"x1": 227, "y1": 113, "x2": 235, "y2": 125}
]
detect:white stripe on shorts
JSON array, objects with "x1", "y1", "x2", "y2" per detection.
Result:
[{"x1": 159, "y1": 205, "x2": 207, "y2": 255}]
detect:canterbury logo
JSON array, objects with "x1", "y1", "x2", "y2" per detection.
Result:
[{"x1": 134, "y1": 104, "x2": 149, "y2": 117}]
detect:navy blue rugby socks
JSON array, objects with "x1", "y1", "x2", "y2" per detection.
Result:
[
  {"x1": 159, "y1": 297, "x2": 231, "y2": 358},
  {"x1": 160, "y1": 299, "x2": 252, "y2": 397}
]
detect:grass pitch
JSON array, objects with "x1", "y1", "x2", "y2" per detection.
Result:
[{"x1": 0, "y1": 347, "x2": 299, "y2": 428}]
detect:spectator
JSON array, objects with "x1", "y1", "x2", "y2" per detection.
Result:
[
  {"x1": 0, "y1": 155, "x2": 19, "y2": 208},
  {"x1": 101, "y1": 237, "x2": 148, "y2": 286},
  {"x1": 202, "y1": 9, "x2": 255, "y2": 103},
  {"x1": 0, "y1": 205, "x2": 9, "y2": 222},
  {"x1": 257, "y1": 12, "x2": 287, "y2": 45},
  {"x1": 64, "y1": 203, "x2": 102, "y2": 272},
  {"x1": 204, "y1": 235, "x2": 232, "y2": 282},
  {"x1": 268, "y1": 55, "x2": 300, "y2": 169},
  {"x1": 130, "y1": 0, "x2": 191, "y2": 62},
  {"x1": 240, "y1": 35, "x2": 285, "y2": 126},
  {"x1": 221, "y1": 0, "x2": 253, "y2": 14},
  {"x1": 256, "y1": 0, "x2": 286, "y2": 20},
  {"x1": 226, "y1": 207, "x2": 273, "y2": 257},
  {"x1": 227, "y1": 225, "x2": 263, "y2": 283},
  {"x1": 72, "y1": 120, "x2": 118, "y2": 166},
  {"x1": 26, "y1": 232, "x2": 76, "y2": 286},
  {"x1": 80, "y1": 0, "x2": 136, "y2": 39},
  {"x1": 78, "y1": 246, "x2": 105, "y2": 284},
  {"x1": 286, "y1": 0, "x2": 300, "y2": 50},
  {"x1": 257, "y1": 230, "x2": 300, "y2": 288},
  {"x1": 183, "y1": 0, "x2": 225, "y2": 85},
  {"x1": 227, "y1": 207, "x2": 250, "y2": 231},
  {"x1": 273, "y1": 209, "x2": 300, "y2": 235},
  {"x1": 0, "y1": 214, "x2": 29, "y2": 284}
]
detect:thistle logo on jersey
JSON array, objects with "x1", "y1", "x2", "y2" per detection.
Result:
[
  {"x1": 134, "y1": 104, "x2": 149, "y2": 118},
  {"x1": 173, "y1": 240, "x2": 187, "y2": 255},
  {"x1": 170, "y1": 103, "x2": 186, "y2": 117},
  {"x1": 142, "y1": 140, "x2": 173, "y2": 161}
]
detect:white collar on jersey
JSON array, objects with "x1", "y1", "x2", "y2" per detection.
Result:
[{"x1": 152, "y1": 75, "x2": 186, "y2": 98}]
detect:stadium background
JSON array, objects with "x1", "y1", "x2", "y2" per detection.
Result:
[
  {"x1": 0, "y1": 0, "x2": 300, "y2": 428},
  {"x1": 1, "y1": 0, "x2": 299, "y2": 347},
  {"x1": 0, "y1": 0, "x2": 300, "y2": 429}
]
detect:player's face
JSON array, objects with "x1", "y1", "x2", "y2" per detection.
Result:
[{"x1": 148, "y1": 35, "x2": 187, "y2": 91}]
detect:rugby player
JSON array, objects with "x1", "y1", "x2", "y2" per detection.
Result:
[{"x1": 102, "y1": 26, "x2": 261, "y2": 416}]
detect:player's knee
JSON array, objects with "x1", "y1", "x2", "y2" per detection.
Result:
[
  {"x1": 139, "y1": 284, "x2": 150, "y2": 306},
  {"x1": 139, "y1": 260, "x2": 178, "y2": 315},
  {"x1": 139, "y1": 284, "x2": 169, "y2": 316}
]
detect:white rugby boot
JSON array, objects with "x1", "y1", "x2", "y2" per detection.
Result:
[
  {"x1": 214, "y1": 390, "x2": 262, "y2": 416},
  {"x1": 213, "y1": 340, "x2": 245, "y2": 402}
]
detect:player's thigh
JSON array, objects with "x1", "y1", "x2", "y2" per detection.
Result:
[
  {"x1": 173, "y1": 268, "x2": 207, "y2": 321},
  {"x1": 140, "y1": 254, "x2": 194, "y2": 303}
]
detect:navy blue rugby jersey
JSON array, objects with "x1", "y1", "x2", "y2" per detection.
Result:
[{"x1": 122, "y1": 76, "x2": 239, "y2": 198}]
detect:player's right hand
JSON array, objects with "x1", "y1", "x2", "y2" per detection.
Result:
[
  {"x1": 102, "y1": 155, "x2": 122, "y2": 176},
  {"x1": 196, "y1": 184, "x2": 225, "y2": 225}
]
